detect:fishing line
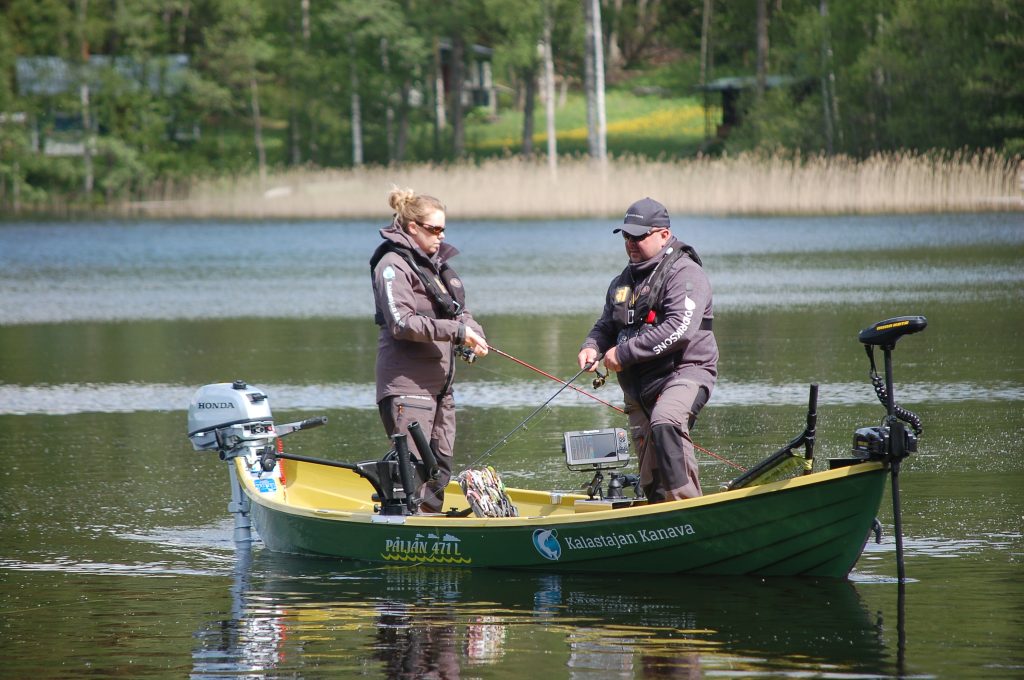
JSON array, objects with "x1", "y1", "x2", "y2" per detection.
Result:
[
  {"x1": 488, "y1": 345, "x2": 624, "y2": 413},
  {"x1": 462, "y1": 362, "x2": 594, "y2": 470},
  {"x1": 485, "y1": 344, "x2": 746, "y2": 471}
]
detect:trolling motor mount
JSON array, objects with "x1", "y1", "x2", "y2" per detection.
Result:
[{"x1": 851, "y1": 424, "x2": 917, "y2": 461}]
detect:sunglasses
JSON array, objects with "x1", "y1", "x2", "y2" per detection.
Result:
[
  {"x1": 417, "y1": 222, "x2": 446, "y2": 236},
  {"x1": 622, "y1": 228, "x2": 664, "y2": 243}
]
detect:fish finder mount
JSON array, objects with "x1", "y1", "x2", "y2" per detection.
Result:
[{"x1": 563, "y1": 427, "x2": 639, "y2": 501}]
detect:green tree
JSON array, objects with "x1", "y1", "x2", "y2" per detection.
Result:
[{"x1": 192, "y1": 0, "x2": 275, "y2": 181}]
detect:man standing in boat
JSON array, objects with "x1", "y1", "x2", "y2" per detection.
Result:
[
  {"x1": 578, "y1": 197, "x2": 718, "y2": 502},
  {"x1": 370, "y1": 187, "x2": 488, "y2": 513}
]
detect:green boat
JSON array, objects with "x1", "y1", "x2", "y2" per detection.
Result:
[{"x1": 188, "y1": 316, "x2": 927, "y2": 579}]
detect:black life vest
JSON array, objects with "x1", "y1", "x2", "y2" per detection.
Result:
[
  {"x1": 370, "y1": 241, "x2": 466, "y2": 326},
  {"x1": 612, "y1": 244, "x2": 704, "y2": 331},
  {"x1": 610, "y1": 244, "x2": 712, "y2": 409}
]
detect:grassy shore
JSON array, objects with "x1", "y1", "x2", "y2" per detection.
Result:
[{"x1": 123, "y1": 149, "x2": 1022, "y2": 220}]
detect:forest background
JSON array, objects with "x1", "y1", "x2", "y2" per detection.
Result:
[{"x1": 0, "y1": 0, "x2": 1022, "y2": 216}]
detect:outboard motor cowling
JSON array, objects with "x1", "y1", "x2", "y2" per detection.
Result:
[{"x1": 188, "y1": 380, "x2": 276, "y2": 456}]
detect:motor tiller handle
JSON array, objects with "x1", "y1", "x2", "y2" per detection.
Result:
[{"x1": 298, "y1": 416, "x2": 328, "y2": 430}]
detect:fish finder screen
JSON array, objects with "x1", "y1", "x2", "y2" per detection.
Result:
[{"x1": 564, "y1": 428, "x2": 629, "y2": 469}]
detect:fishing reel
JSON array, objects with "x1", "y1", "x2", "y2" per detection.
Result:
[{"x1": 454, "y1": 344, "x2": 477, "y2": 364}]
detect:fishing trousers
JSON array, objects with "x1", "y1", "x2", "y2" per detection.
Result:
[
  {"x1": 627, "y1": 379, "x2": 707, "y2": 502},
  {"x1": 378, "y1": 393, "x2": 456, "y2": 513}
]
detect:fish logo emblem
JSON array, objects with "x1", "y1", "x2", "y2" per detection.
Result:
[{"x1": 533, "y1": 529, "x2": 562, "y2": 561}]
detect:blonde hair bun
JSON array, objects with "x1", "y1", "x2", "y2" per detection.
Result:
[
  {"x1": 387, "y1": 186, "x2": 416, "y2": 214},
  {"x1": 387, "y1": 185, "x2": 446, "y2": 230}
]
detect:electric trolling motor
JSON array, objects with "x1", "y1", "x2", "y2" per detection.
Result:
[{"x1": 851, "y1": 315, "x2": 927, "y2": 584}]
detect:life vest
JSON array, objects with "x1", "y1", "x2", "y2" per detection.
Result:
[
  {"x1": 612, "y1": 244, "x2": 710, "y2": 333},
  {"x1": 370, "y1": 241, "x2": 466, "y2": 326},
  {"x1": 610, "y1": 244, "x2": 713, "y2": 408}
]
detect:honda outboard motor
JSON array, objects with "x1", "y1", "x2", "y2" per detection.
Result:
[
  {"x1": 187, "y1": 380, "x2": 278, "y2": 543},
  {"x1": 188, "y1": 380, "x2": 277, "y2": 459},
  {"x1": 187, "y1": 380, "x2": 327, "y2": 541}
]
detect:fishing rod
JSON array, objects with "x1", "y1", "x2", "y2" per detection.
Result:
[
  {"x1": 487, "y1": 344, "x2": 746, "y2": 472},
  {"x1": 487, "y1": 345, "x2": 624, "y2": 413},
  {"x1": 463, "y1": 361, "x2": 595, "y2": 470}
]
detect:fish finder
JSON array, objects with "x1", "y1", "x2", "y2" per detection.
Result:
[{"x1": 563, "y1": 427, "x2": 630, "y2": 471}]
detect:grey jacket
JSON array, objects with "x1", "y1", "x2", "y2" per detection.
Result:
[
  {"x1": 371, "y1": 224, "x2": 485, "y2": 403},
  {"x1": 582, "y1": 236, "x2": 718, "y2": 407}
]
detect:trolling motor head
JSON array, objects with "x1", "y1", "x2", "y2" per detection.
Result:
[{"x1": 858, "y1": 316, "x2": 927, "y2": 349}]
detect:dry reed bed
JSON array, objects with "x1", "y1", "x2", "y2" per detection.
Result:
[{"x1": 126, "y1": 151, "x2": 1022, "y2": 219}]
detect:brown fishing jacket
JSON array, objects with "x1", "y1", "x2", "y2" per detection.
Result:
[{"x1": 370, "y1": 223, "x2": 485, "y2": 404}]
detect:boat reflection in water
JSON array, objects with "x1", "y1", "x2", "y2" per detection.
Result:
[{"x1": 191, "y1": 546, "x2": 892, "y2": 678}]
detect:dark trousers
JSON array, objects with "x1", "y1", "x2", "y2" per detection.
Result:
[
  {"x1": 378, "y1": 393, "x2": 456, "y2": 513},
  {"x1": 626, "y1": 380, "x2": 706, "y2": 501}
]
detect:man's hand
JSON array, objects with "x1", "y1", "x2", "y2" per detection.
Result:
[
  {"x1": 603, "y1": 346, "x2": 622, "y2": 372},
  {"x1": 577, "y1": 347, "x2": 599, "y2": 371}
]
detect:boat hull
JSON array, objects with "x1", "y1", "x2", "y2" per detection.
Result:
[{"x1": 239, "y1": 457, "x2": 888, "y2": 578}]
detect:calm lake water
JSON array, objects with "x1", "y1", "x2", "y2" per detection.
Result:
[{"x1": 1, "y1": 213, "x2": 1022, "y2": 678}]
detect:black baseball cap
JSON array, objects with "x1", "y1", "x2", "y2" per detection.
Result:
[{"x1": 613, "y1": 197, "x2": 671, "y2": 236}]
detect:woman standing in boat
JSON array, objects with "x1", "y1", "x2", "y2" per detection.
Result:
[{"x1": 369, "y1": 187, "x2": 488, "y2": 513}]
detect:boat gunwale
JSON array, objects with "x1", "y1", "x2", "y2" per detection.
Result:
[{"x1": 237, "y1": 458, "x2": 888, "y2": 528}]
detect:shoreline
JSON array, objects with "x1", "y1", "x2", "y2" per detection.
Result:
[{"x1": 4, "y1": 152, "x2": 1022, "y2": 220}]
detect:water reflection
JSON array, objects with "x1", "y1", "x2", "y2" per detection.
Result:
[
  {"x1": 191, "y1": 547, "x2": 287, "y2": 678},
  {"x1": 192, "y1": 547, "x2": 894, "y2": 678}
]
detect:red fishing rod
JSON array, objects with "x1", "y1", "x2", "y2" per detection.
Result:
[
  {"x1": 487, "y1": 344, "x2": 746, "y2": 471},
  {"x1": 487, "y1": 345, "x2": 625, "y2": 414}
]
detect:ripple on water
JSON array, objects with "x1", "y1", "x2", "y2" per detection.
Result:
[{"x1": 2, "y1": 379, "x2": 1021, "y2": 415}]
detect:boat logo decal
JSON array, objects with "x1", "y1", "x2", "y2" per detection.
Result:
[
  {"x1": 556, "y1": 524, "x2": 697, "y2": 555},
  {"x1": 533, "y1": 529, "x2": 562, "y2": 561},
  {"x1": 381, "y1": 532, "x2": 471, "y2": 565},
  {"x1": 253, "y1": 477, "x2": 277, "y2": 493}
]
